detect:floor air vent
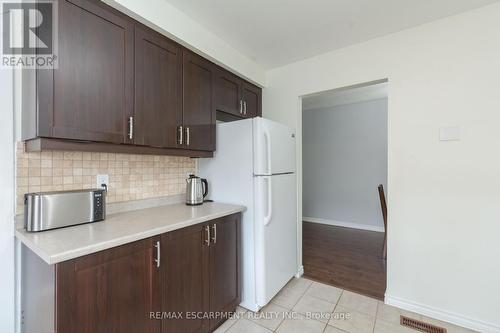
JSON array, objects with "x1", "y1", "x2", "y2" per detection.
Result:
[{"x1": 400, "y1": 316, "x2": 447, "y2": 333}]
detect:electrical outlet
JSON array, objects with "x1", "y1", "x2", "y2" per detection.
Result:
[
  {"x1": 439, "y1": 126, "x2": 460, "y2": 141},
  {"x1": 96, "y1": 174, "x2": 109, "y2": 189}
]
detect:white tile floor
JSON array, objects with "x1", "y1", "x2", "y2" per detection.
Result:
[{"x1": 214, "y1": 277, "x2": 476, "y2": 333}]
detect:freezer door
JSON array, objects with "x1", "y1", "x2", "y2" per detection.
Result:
[
  {"x1": 253, "y1": 118, "x2": 296, "y2": 176},
  {"x1": 254, "y1": 173, "x2": 297, "y2": 307}
]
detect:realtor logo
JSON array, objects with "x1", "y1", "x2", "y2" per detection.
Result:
[{"x1": 1, "y1": 0, "x2": 58, "y2": 68}]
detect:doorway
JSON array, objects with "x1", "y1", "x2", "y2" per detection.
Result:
[{"x1": 301, "y1": 81, "x2": 388, "y2": 300}]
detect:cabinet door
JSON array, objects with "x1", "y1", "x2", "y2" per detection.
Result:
[
  {"x1": 41, "y1": 0, "x2": 134, "y2": 143},
  {"x1": 214, "y1": 68, "x2": 243, "y2": 118},
  {"x1": 242, "y1": 82, "x2": 262, "y2": 118},
  {"x1": 135, "y1": 25, "x2": 182, "y2": 148},
  {"x1": 55, "y1": 238, "x2": 160, "y2": 333},
  {"x1": 183, "y1": 51, "x2": 215, "y2": 151},
  {"x1": 209, "y1": 214, "x2": 241, "y2": 330},
  {"x1": 161, "y1": 224, "x2": 210, "y2": 333}
]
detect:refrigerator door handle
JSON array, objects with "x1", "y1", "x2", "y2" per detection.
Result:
[
  {"x1": 263, "y1": 128, "x2": 272, "y2": 175},
  {"x1": 263, "y1": 177, "x2": 273, "y2": 226}
]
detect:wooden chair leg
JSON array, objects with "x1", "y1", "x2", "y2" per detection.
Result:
[
  {"x1": 378, "y1": 184, "x2": 388, "y2": 260},
  {"x1": 382, "y1": 233, "x2": 387, "y2": 260}
]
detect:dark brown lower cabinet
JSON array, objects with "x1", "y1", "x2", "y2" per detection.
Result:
[
  {"x1": 160, "y1": 223, "x2": 209, "y2": 333},
  {"x1": 209, "y1": 215, "x2": 241, "y2": 330},
  {"x1": 53, "y1": 213, "x2": 241, "y2": 333},
  {"x1": 55, "y1": 238, "x2": 161, "y2": 333},
  {"x1": 161, "y1": 214, "x2": 241, "y2": 333}
]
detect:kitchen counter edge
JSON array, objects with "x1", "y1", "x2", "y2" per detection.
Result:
[{"x1": 15, "y1": 202, "x2": 246, "y2": 265}]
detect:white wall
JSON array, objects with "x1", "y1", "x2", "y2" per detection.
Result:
[
  {"x1": 102, "y1": 0, "x2": 266, "y2": 86},
  {"x1": 264, "y1": 3, "x2": 500, "y2": 332},
  {"x1": 303, "y1": 99, "x2": 388, "y2": 231},
  {"x1": 0, "y1": 68, "x2": 15, "y2": 332}
]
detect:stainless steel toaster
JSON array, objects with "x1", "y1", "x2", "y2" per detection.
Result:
[{"x1": 24, "y1": 189, "x2": 106, "y2": 232}]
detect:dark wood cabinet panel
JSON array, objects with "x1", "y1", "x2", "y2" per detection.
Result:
[
  {"x1": 22, "y1": 0, "x2": 260, "y2": 155},
  {"x1": 209, "y1": 214, "x2": 241, "y2": 330},
  {"x1": 50, "y1": 214, "x2": 241, "y2": 333},
  {"x1": 183, "y1": 51, "x2": 216, "y2": 151},
  {"x1": 214, "y1": 69, "x2": 243, "y2": 118},
  {"x1": 37, "y1": 0, "x2": 134, "y2": 143},
  {"x1": 214, "y1": 67, "x2": 262, "y2": 120},
  {"x1": 242, "y1": 82, "x2": 262, "y2": 118},
  {"x1": 55, "y1": 238, "x2": 160, "y2": 333},
  {"x1": 160, "y1": 224, "x2": 210, "y2": 333},
  {"x1": 134, "y1": 25, "x2": 182, "y2": 148}
]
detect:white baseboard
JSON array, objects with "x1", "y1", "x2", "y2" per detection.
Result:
[
  {"x1": 385, "y1": 294, "x2": 500, "y2": 333},
  {"x1": 295, "y1": 265, "x2": 304, "y2": 278},
  {"x1": 303, "y1": 217, "x2": 385, "y2": 233}
]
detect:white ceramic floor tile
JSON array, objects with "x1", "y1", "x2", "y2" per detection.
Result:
[
  {"x1": 305, "y1": 282, "x2": 343, "y2": 304},
  {"x1": 213, "y1": 319, "x2": 236, "y2": 333},
  {"x1": 376, "y1": 301, "x2": 422, "y2": 325},
  {"x1": 284, "y1": 277, "x2": 313, "y2": 294},
  {"x1": 292, "y1": 295, "x2": 336, "y2": 323},
  {"x1": 247, "y1": 303, "x2": 288, "y2": 331},
  {"x1": 374, "y1": 319, "x2": 417, "y2": 333},
  {"x1": 214, "y1": 306, "x2": 249, "y2": 332},
  {"x1": 229, "y1": 283, "x2": 476, "y2": 333},
  {"x1": 323, "y1": 325, "x2": 348, "y2": 333},
  {"x1": 276, "y1": 314, "x2": 326, "y2": 333},
  {"x1": 226, "y1": 318, "x2": 272, "y2": 333},
  {"x1": 329, "y1": 305, "x2": 375, "y2": 333},
  {"x1": 271, "y1": 288, "x2": 304, "y2": 309},
  {"x1": 338, "y1": 290, "x2": 378, "y2": 317}
]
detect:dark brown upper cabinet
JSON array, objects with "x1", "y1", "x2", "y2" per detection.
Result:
[
  {"x1": 23, "y1": 0, "x2": 134, "y2": 144},
  {"x1": 214, "y1": 68, "x2": 243, "y2": 118},
  {"x1": 182, "y1": 51, "x2": 216, "y2": 152},
  {"x1": 242, "y1": 82, "x2": 262, "y2": 118},
  {"x1": 134, "y1": 24, "x2": 182, "y2": 149},
  {"x1": 22, "y1": 0, "x2": 260, "y2": 157},
  {"x1": 214, "y1": 68, "x2": 262, "y2": 119}
]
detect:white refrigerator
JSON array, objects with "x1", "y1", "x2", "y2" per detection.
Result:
[{"x1": 199, "y1": 117, "x2": 298, "y2": 312}]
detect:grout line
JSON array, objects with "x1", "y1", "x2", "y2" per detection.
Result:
[
  {"x1": 372, "y1": 300, "x2": 381, "y2": 333},
  {"x1": 219, "y1": 309, "x2": 245, "y2": 333},
  {"x1": 272, "y1": 277, "x2": 314, "y2": 332},
  {"x1": 326, "y1": 289, "x2": 345, "y2": 329}
]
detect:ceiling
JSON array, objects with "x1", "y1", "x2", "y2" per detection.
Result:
[
  {"x1": 302, "y1": 82, "x2": 388, "y2": 110},
  {"x1": 162, "y1": 0, "x2": 498, "y2": 69}
]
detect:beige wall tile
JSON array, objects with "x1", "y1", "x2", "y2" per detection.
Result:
[{"x1": 15, "y1": 142, "x2": 196, "y2": 213}]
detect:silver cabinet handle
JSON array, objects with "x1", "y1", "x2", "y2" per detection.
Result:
[
  {"x1": 153, "y1": 241, "x2": 160, "y2": 268},
  {"x1": 243, "y1": 101, "x2": 247, "y2": 116},
  {"x1": 178, "y1": 125, "x2": 183, "y2": 145},
  {"x1": 186, "y1": 127, "x2": 190, "y2": 146},
  {"x1": 128, "y1": 116, "x2": 134, "y2": 140},
  {"x1": 211, "y1": 223, "x2": 217, "y2": 244},
  {"x1": 204, "y1": 225, "x2": 210, "y2": 246},
  {"x1": 239, "y1": 100, "x2": 243, "y2": 115}
]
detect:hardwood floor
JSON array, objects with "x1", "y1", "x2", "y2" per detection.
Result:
[{"x1": 302, "y1": 221, "x2": 387, "y2": 300}]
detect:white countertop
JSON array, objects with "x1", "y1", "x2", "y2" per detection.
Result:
[{"x1": 15, "y1": 202, "x2": 246, "y2": 265}]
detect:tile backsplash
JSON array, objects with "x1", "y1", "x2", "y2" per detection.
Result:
[{"x1": 15, "y1": 142, "x2": 196, "y2": 214}]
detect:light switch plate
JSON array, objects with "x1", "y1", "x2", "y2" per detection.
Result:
[
  {"x1": 439, "y1": 126, "x2": 460, "y2": 141},
  {"x1": 96, "y1": 174, "x2": 109, "y2": 189}
]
